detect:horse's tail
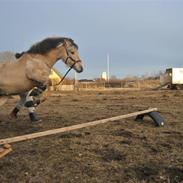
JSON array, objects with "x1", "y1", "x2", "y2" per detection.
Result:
[
  {"x1": 0, "y1": 96, "x2": 9, "y2": 106},
  {"x1": 15, "y1": 52, "x2": 25, "y2": 59}
]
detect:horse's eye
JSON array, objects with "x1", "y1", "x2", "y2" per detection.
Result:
[{"x1": 70, "y1": 51, "x2": 74, "y2": 54}]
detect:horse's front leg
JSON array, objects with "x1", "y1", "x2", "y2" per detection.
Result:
[
  {"x1": 25, "y1": 60, "x2": 49, "y2": 121},
  {"x1": 10, "y1": 93, "x2": 27, "y2": 119},
  {"x1": 24, "y1": 84, "x2": 47, "y2": 122}
]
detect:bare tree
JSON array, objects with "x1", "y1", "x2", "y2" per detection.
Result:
[{"x1": 0, "y1": 51, "x2": 16, "y2": 62}]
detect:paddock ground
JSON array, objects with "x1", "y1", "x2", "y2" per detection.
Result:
[{"x1": 0, "y1": 90, "x2": 183, "y2": 183}]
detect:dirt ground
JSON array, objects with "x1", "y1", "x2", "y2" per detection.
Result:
[{"x1": 0, "y1": 89, "x2": 183, "y2": 183}]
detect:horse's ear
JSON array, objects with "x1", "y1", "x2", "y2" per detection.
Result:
[
  {"x1": 57, "y1": 43, "x2": 64, "y2": 48},
  {"x1": 57, "y1": 40, "x2": 67, "y2": 48},
  {"x1": 63, "y1": 39, "x2": 68, "y2": 47}
]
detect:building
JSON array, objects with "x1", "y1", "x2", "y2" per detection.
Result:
[
  {"x1": 48, "y1": 68, "x2": 74, "y2": 91},
  {"x1": 49, "y1": 68, "x2": 62, "y2": 86},
  {"x1": 101, "y1": 72, "x2": 107, "y2": 81}
]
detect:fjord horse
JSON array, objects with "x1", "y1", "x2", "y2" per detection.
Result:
[{"x1": 0, "y1": 37, "x2": 83, "y2": 121}]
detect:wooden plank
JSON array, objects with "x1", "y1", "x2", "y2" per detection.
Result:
[
  {"x1": 0, "y1": 108, "x2": 157, "y2": 145},
  {"x1": 0, "y1": 144, "x2": 12, "y2": 158}
]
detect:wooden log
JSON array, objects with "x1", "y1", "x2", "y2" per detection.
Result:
[{"x1": 0, "y1": 108, "x2": 157, "y2": 145}]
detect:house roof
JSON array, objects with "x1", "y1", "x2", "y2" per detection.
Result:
[{"x1": 53, "y1": 68, "x2": 63, "y2": 77}]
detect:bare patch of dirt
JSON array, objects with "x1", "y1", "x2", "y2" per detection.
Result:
[{"x1": 0, "y1": 90, "x2": 183, "y2": 182}]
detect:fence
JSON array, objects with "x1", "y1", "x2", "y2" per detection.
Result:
[{"x1": 48, "y1": 79, "x2": 160, "y2": 91}]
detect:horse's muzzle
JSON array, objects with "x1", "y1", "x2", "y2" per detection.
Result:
[
  {"x1": 74, "y1": 62, "x2": 83, "y2": 73},
  {"x1": 76, "y1": 66, "x2": 83, "y2": 73}
]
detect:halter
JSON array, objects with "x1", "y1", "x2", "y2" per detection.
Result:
[{"x1": 54, "y1": 48, "x2": 81, "y2": 86}]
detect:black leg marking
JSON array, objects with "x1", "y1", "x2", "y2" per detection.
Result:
[
  {"x1": 10, "y1": 107, "x2": 20, "y2": 119},
  {"x1": 29, "y1": 112, "x2": 39, "y2": 122}
]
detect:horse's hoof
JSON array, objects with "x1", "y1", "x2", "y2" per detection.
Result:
[
  {"x1": 29, "y1": 113, "x2": 41, "y2": 122},
  {"x1": 9, "y1": 113, "x2": 17, "y2": 119},
  {"x1": 9, "y1": 107, "x2": 19, "y2": 119}
]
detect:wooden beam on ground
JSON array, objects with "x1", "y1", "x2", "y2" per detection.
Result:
[
  {"x1": 0, "y1": 108, "x2": 158, "y2": 145},
  {"x1": 0, "y1": 144, "x2": 12, "y2": 158}
]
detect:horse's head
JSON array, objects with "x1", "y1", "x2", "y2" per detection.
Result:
[
  {"x1": 19, "y1": 37, "x2": 84, "y2": 73},
  {"x1": 57, "y1": 39, "x2": 84, "y2": 73}
]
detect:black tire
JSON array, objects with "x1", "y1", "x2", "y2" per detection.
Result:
[{"x1": 148, "y1": 111, "x2": 164, "y2": 127}]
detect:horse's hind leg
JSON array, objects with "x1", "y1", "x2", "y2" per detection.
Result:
[{"x1": 10, "y1": 93, "x2": 27, "y2": 119}]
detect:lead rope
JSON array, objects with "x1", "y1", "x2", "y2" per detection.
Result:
[{"x1": 53, "y1": 62, "x2": 76, "y2": 86}]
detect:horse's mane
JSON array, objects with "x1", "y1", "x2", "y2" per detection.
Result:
[
  {"x1": 27, "y1": 37, "x2": 78, "y2": 54},
  {"x1": 15, "y1": 37, "x2": 78, "y2": 59}
]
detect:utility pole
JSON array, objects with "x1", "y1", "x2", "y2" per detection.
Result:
[
  {"x1": 74, "y1": 71, "x2": 78, "y2": 91},
  {"x1": 107, "y1": 53, "x2": 110, "y2": 82}
]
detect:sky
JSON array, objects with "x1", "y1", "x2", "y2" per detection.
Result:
[{"x1": 0, "y1": 0, "x2": 183, "y2": 79}]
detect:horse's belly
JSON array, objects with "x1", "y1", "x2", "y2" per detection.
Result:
[
  {"x1": 6, "y1": 81, "x2": 33, "y2": 94},
  {"x1": 0, "y1": 80, "x2": 33, "y2": 95}
]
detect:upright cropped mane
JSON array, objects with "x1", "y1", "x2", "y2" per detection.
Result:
[
  {"x1": 15, "y1": 37, "x2": 78, "y2": 59},
  {"x1": 27, "y1": 37, "x2": 78, "y2": 55}
]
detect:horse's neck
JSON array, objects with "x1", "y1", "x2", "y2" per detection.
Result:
[
  {"x1": 26, "y1": 54, "x2": 57, "y2": 69},
  {"x1": 45, "y1": 50, "x2": 61, "y2": 68}
]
